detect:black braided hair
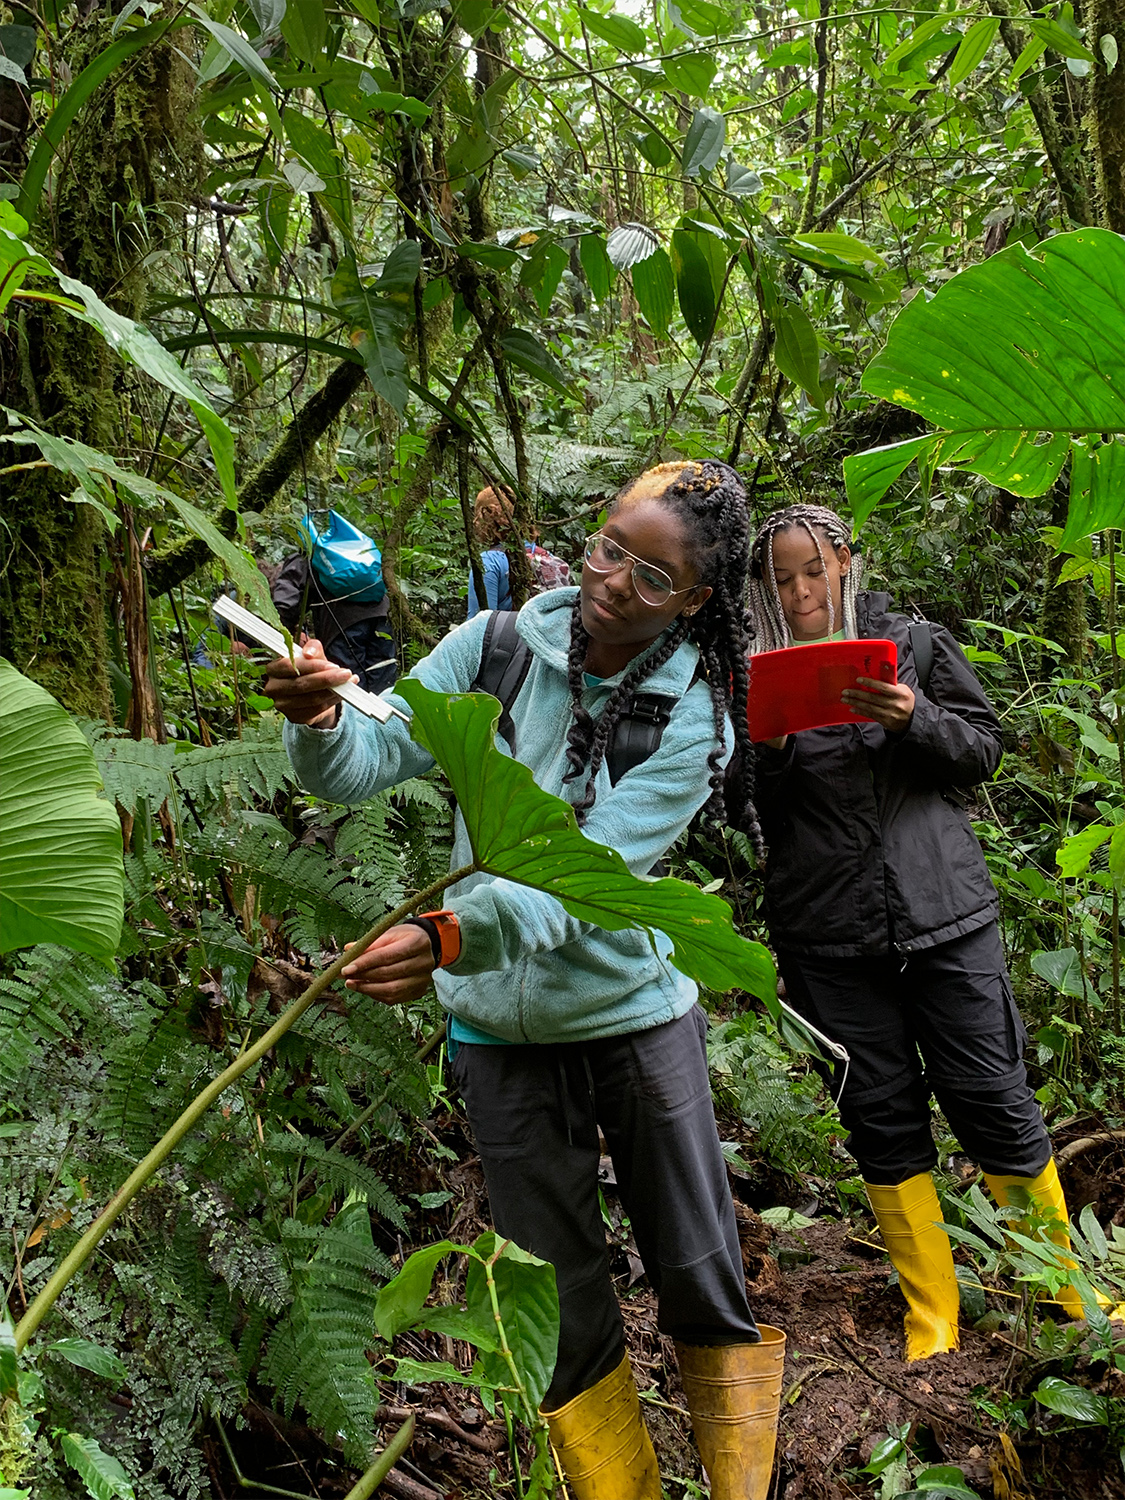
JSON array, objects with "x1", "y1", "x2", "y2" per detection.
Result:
[{"x1": 563, "y1": 459, "x2": 763, "y2": 857}]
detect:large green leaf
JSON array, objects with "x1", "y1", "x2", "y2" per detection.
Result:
[
  {"x1": 681, "y1": 105, "x2": 725, "y2": 176},
  {"x1": 773, "y1": 304, "x2": 824, "y2": 411},
  {"x1": 845, "y1": 229, "x2": 1125, "y2": 535},
  {"x1": 948, "y1": 16, "x2": 1000, "y2": 84},
  {"x1": 631, "y1": 247, "x2": 675, "y2": 337},
  {"x1": 395, "y1": 680, "x2": 777, "y2": 1004},
  {"x1": 0, "y1": 660, "x2": 123, "y2": 960},
  {"x1": 280, "y1": 0, "x2": 325, "y2": 63},
  {"x1": 579, "y1": 6, "x2": 646, "y2": 53},
  {"x1": 467, "y1": 1233, "x2": 558, "y2": 1412},
  {"x1": 671, "y1": 228, "x2": 718, "y2": 345},
  {"x1": 0, "y1": 411, "x2": 279, "y2": 623},
  {"x1": 1035, "y1": 1375, "x2": 1110, "y2": 1425},
  {"x1": 60, "y1": 1434, "x2": 136, "y2": 1500},
  {"x1": 663, "y1": 50, "x2": 718, "y2": 96},
  {"x1": 0, "y1": 205, "x2": 236, "y2": 504},
  {"x1": 499, "y1": 328, "x2": 571, "y2": 397}
]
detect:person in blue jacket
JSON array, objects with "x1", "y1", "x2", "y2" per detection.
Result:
[{"x1": 263, "y1": 460, "x2": 785, "y2": 1500}]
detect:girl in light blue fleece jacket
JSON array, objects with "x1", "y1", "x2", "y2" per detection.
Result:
[{"x1": 264, "y1": 461, "x2": 784, "y2": 1500}]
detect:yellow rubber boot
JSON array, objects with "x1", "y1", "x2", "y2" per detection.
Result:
[
  {"x1": 675, "y1": 1327, "x2": 786, "y2": 1500},
  {"x1": 866, "y1": 1173, "x2": 960, "y2": 1361},
  {"x1": 985, "y1": 1158, "x2": 1125, "y2": 1322},
  {"x1": 542, "y1": 1353, "x2": 660, "y2": 1499}
]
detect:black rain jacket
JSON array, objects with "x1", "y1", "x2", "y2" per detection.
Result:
[{"x1": 754, "y1": 593, "x2": 1002, "y2": 959}]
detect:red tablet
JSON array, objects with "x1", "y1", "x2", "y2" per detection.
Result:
[{"x1": 746, "y1": 639, "x2": 898, "y2": 742}]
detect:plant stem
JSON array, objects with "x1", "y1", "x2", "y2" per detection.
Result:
[
  {"x1": 343, "y1": 1414, "x2": 416, "y2": 1500},
  {"x1": 14, "y1": 866, "x2": 477, "y2": 1353},
  {"x1": 1107, "y1": 529, "x2": 1124, "y2": 1035}
]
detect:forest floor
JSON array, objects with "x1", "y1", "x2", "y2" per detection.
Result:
[{"x1": 207, "y1": 1113, "x2": 1125, "y2": 1500}]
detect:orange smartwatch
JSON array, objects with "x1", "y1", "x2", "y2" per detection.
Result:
[{"x1": 404, "y1": 909, "x2": 461, "y2": 968}]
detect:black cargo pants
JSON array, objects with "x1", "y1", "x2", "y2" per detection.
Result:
[
  {"x1": 777, "y1": 922, "x2": 1051, "y2": 1186},
  {"x1": 450, "y1": 1005, "x2": 759, "y2": 1408}
]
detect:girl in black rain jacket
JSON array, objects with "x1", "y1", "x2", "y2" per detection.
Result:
[{"x1": 747, "y1": 502, "x2": 1114, "y2": 1362}]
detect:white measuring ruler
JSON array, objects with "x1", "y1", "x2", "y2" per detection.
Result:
[{"x1": 213, "y1": 594, "x2": 410, "y2": 725}]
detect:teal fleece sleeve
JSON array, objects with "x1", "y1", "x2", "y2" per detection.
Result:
[
  {"x1": 445, "y1": 681, "x2": 729, "y2": 976},
  {"x1": 282, "y1": 612, "x2": 490, "y2": 802}
]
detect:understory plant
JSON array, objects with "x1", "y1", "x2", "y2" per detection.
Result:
[{"x1": 1, "y1": 675, "x2": 777, "y2": 1496}]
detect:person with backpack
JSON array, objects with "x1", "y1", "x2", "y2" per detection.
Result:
[
  {"x1": 466, "y1": 484, "x2": 570, "y2": 616},
  {"x1": 746, "y1": 501, "x2": 1111, "y2": 1362},
  {"x1": 263, "y1": 460, "x2": 784, "y2": 1500},
  {"x1": 270, "y1": 512, "x2": 397, "y2": 694}
]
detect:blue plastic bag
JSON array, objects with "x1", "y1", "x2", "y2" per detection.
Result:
[{"x1": 298, "y1": 510, "x2": 385, "y2": 604}]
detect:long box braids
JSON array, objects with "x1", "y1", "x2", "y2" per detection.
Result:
[{"x1": 563, "y1": 460, "x2": 764, "y2": 857}]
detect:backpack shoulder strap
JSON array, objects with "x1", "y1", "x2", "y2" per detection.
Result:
[
  {"x1": 606, "y1": 660, "x2": 707, "y2": 785},
  {"x1": 470, "y1": 611, "x2": 532, "y2": 752},
  {"x1": 607, "y1": 691, "x2": 675, "y2": 785},
  {"x1": 907, "y1": 619, "x2": 934, "y2": 694}
]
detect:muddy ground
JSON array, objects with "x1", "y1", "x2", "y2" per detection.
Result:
[{"x1": 209, "y1": 1118, "x2": 1125, "y2": 1500}]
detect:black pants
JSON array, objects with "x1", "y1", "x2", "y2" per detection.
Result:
[
  {"x1": 777, "y1": 923, "x2": 1051, "y2": 1186},
  {"x1": 450, "y1": 1006, "x2": 759, "y2": 1408}
]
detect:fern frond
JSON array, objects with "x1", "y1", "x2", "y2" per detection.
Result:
[
  {"x1": 173, "y1": 720, "x2": 294, "y2": 805},
  {"x1": 262, "y1": 1202, "x2": 384, "y2": 1464},
  {"x1": 186, "y1": 1182, "x2": 292, "y2": 1312},
  {"x1": 0, "y1": 947, "x2": 102, "y2": 1095},
  {"x1": 86, "y1": 726, "x2": 177, "y2": 813},
  {"x1": 265, "y1": 1134, "x2": 406, "y2": 1238}
]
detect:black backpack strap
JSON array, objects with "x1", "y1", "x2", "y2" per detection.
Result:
[
  {"x1": 907, "y1": 620, "x2": 934, "y2": 695},
  {"x1": 470, "y1": 611, "x2": 532, "y2": 752},
  {"x1": 607, "y1": 691, "x2": 676, "y2": 786}
]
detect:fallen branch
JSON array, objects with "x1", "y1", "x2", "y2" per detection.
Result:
[
  {"x1": 1057, "y1": 1130, "x2": 1125, "y2": 1165},
  {"x1": 379, "y1": 1404, "x2": 504, "y2": 1454}
]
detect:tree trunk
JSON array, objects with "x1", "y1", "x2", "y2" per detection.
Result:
[
  {"x1": 0, "y1": 21, "x2": 201, "y2": 718},
  {"x1": 1087, "y1": 0, "x2": 1125, "y2": 229}
]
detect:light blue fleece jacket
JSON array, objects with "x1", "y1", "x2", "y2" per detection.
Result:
[{"x1": 283, "y1": 587, "x2": 729, "y2": 1044}]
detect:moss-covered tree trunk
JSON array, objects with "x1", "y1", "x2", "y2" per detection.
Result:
[
  {"x1": 0, "y1": 19, "x2": 201, "y2": 718},
  {"x1": 1087, "y1": 0, "x2": 1125, "y2": 230}
]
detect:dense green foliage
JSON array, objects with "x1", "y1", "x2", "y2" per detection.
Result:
[{"x1": 3, "y1": 0, "x2": 1125, "y2": 1491}]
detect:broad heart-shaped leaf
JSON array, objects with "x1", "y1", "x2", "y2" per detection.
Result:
[
  {"x1": 59, "y1": 1434, "x2": 135, "y2": 1500},
  {"x1": 0, "y1": 661, "x2": 123, "y2": 960},
  {"x1": 1062, "y1": 438, "x2": 1125, "y2": 546},
  {"x1": 0, "y1": 411, "x2": 279, "y2": 625},
  {"x1": 395, "y1": 681, "x2": 777, "y2": 1006},
  {"x1": 466, "y1": 1232, "x2": 559, "y2": 1413},
  {"x1": 631, "y1": 247, "x2": 676, "y2": 337},
  {"x1": 662, "y1": 49, "x2": 718, "y2": 96},
  {"x1": 849, "y1": 229, "x2": 1125, "y2": 538},
  {"x1": 1030, "y1": 946, "x2": 1086, "y2": 999}
]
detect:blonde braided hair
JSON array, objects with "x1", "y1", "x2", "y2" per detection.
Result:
[{"x1": 747, "y1": 504, "x2": 864, "y2": 654}]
